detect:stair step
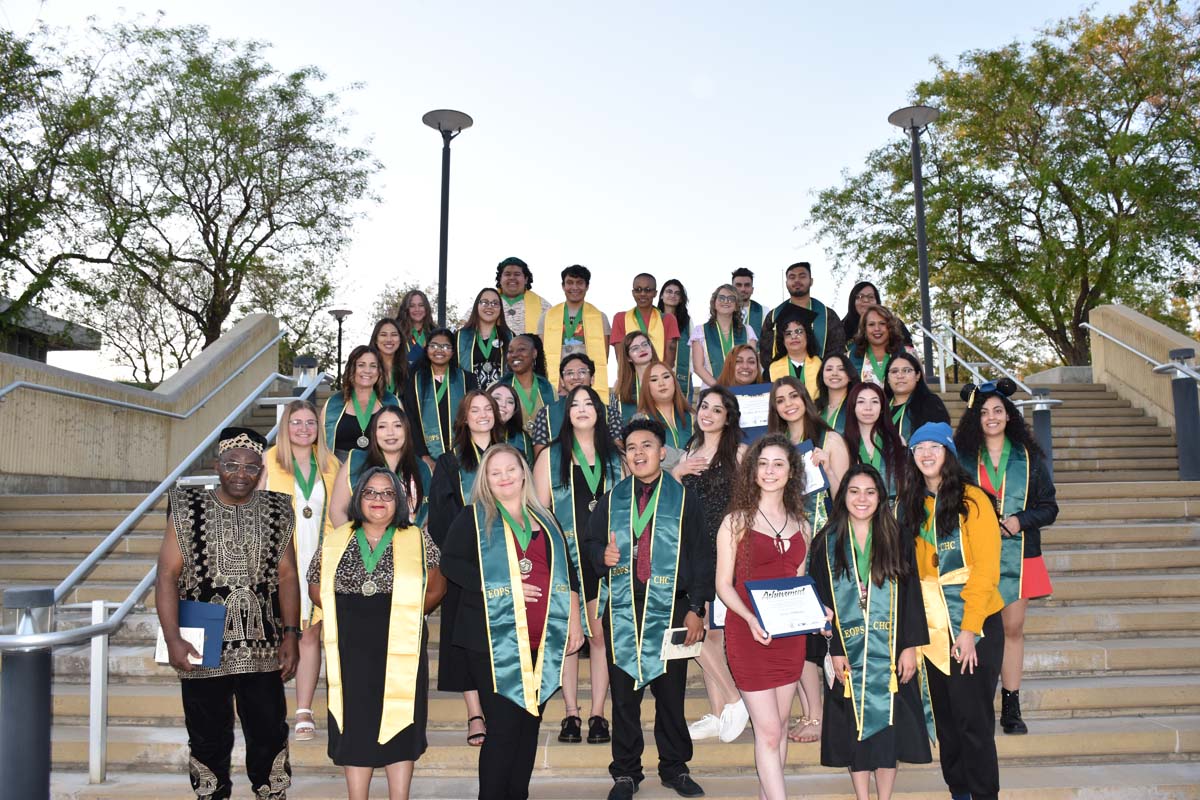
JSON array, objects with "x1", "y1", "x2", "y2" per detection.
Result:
[
  {"x1": 0, "y1": 533, "x2": 160, "y2": 555},
  {"x1": 1055, "y1": 446, "x2": 1178, "y2": 459},
  {"x1": 0, "y1": 558, "x2": 153, "y2": 582},
  {"x1": 1048, "y1": 574, "x2": 1200, "y2": 603},
  {"x1": 0, "y1": 512, "x2": 163, "y2": 533},
  {"x1": 1054, "y1": 499, "x2": 1199, "y2": 522},
  {"x1": 1044, "y1": 522, "x2": 1200, "y2": 548},
  {"x1": 1043, "y1": 547, "x2": 1200, "y2": 574},
  {"x1": 1025, "y1": 602, "x2": 1200, "y2": 637},
  {"x1": 1057, "y1": 470, "x2": 1181, "y2": 483},
  {"x1": 1054, "y1": 458, "x2": 1180, "y2": 472},
  {"x1": 1055, "y1": 482, "x2": 1200, "y2": 500},
  {"x1": 1052, "y1": 433, "x2": 1174, "y2": 448},
  {"x1": 0, "y1": 494, "x2": 162, "y2": 512}
]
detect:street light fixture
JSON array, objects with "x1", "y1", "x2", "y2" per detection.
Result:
[
  {"x1": 422, "y1": 109, "x2": 473, "y2": 328},
  {"x1": 888, "y1": 104, "x2": 940, "y2": 373},
  {"x1": 328, "y1": 308, "x2": 353, "y2": 383}
]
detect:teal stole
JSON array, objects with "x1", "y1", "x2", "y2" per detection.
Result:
[
  {"x1": 508, "y1": 430, "x2": 534, "y2": 464},
  {"x1": 457, "y1": 327, "x2": 509, "y2": 374},
  {"x1": 548, "y1": 444, "x2": 623, "y2": 636},
  {"x1": 922, "y1": 502, "x2": 970, "y2": 640},
  {"x1": 546, "y1": 399, "x2": 567, "y2": 442},
  {"x1": 673, "y1": 327, "x2": 693, "y2": 403},
  {"x1": 323, "y1": 391, "x2": 401, "y2": 454},
  {"x1": 347, "y1": 451, "x2": 434, "y2": 528},
  {"x1": 458, "y1": 466, "x2": 478, "y2": 505},
  {"x1": 826, "y1": 532, "x2": 899, "y2": 741},
  {"x1": 891, "y1": 401, "x2": 912, "y2": 442},
  {"x1": 657, "y1": 409, "x2": 693, "y2": 451},
  {"x1": 498, "y1": 373, "x2": 557, "y2": 422},
  {"x1": 746, "y1": 300, "x2": 763, "y2": 335},
  {"x1": 964, "y1": 442, "x2": 1029, "y2": 606},
  {"x1": 822, "y1": 400, "x2": 847, "y2": 435},
  {"x1": 415, "y1": 369, "x2": 467, "y2": 458},
  {"x1": 702, "y1": 321, "x2": 747, "y2": 381},
  {"x1": 602, "y1": 474, "x2": 686, "y2": 687},
  {"x1": 611, "y1": 398, "x2": 638, "y2": 432},
  {"x1": 772, "y1": 297, "x2": 829, "y2": 357},
  {"x1": 473, "y1": 504, "x2": 571, "y2": 714}
]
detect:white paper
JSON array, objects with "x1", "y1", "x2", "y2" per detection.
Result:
[
  {"x1": 155, "y1": 626, "x2": 205, "y2": 666},
  {"x1": 800, "y1": 449, "x2": 829, "y2": 498},
  {"x1": 710, "y1": 597, "x2": 728, "y2": 628},
  {"x1": 748, "y1": 581, "x2": 828, "y2": 637},
  {"x1": 660, "y1": 627, "x2": 704, "y2": 661},
  {"x1": 737, "y1": 392, "x2": 771, "y2": 429}
]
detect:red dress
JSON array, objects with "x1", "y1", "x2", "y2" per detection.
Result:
[{"x1": 724, "y1": 529, "x2": 808, "y2": 691}]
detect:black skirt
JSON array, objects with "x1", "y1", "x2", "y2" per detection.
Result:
[
  {"x1": 820, "y1": 672, "x2": 933, "y2": 771},
  {"x1": 328, "y1": 592, "x2": 429, "y2": 767},
  {"x1": 436, "y1": 582, "x2": 475, "y2": 692}
]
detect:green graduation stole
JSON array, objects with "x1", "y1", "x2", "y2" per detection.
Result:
[
  {"x1": 673, "y1": 326, "x2": 693, "y2": 403},
  {"x1": 702, "y1": 321, "x2": 747, "y2": 380},
  {"x1": 547, "y1": 443, "x2": 623, "y2": 636},
  {"x1": 657, "y1": 409, "x2": 693, "y2": 450},
  {"x1": 500, "y1": 373, "x2": 556, "y2": 424},
  {"x1": 891, "y1": 401, "x2": 912, "y2": 442},
  {"x1": 611, "y1": 398, "x2": 638, "y2": 431},
  {"x1": 546, "y1": 399, "x2": 567, "y2": 442},
  {"x1": 822, "y1": 400, "x2": 847, "y2": 435},
  {"x1": 603, "y1": 474, "x2": 686, "y2": 688},
  {"x1": 746, "y1": 300, "x2": 763, "y2": 335},
  {"x1": 415, "y1": 368, "x2": 467, "y2": 458},
  {"x1": 508, "y1": 430, "x2": 534, "y2": 464},
  {"x1": 473, "y1": 505, "x2": 571, "y2": 715},
  {"x1": 920, "y1": 501, "x2": 969, "y2": 644},
  {"x1": 771, "y1": 297, "x2": 829, "y2": 358},
  {"x1": 322, "y1": 393, "x2": 347, "y2": 451},
  {"x1": 826, "y1": 530, "x2": 899, "y2": 741},
  {"x1": 965, "y1": 441, "x2": 1028, "y2": 606},
  {"x1": 457, "y1": 328, "x2": 508, "y2": 373}
]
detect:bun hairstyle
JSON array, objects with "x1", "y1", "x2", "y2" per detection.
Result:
[{"x1": 960, "y1": 377, "x2": 1018, "y2": 409}]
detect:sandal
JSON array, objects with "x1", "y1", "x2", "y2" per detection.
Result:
[
  {"x1": 794, "y1": 716, "x2": 822, "y2": 744},
  {"x1": 467, "y1": 715, "x2": 486, "y2": 746},
  {"x1": 294, "y1": 708, "x2": 316, "y2": 742}
]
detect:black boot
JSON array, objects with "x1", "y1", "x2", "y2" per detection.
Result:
[{"x1": 1001, "y1": 688, "x2": 1028, "y2": 734}]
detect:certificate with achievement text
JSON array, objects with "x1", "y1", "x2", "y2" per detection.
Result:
[{"x1": 744, "y1": 576, "x2": 827, "y2": 638}]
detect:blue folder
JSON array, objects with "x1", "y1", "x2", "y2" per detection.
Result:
[
  {"x1": 743, "y1": 576, "x2": 827, "y2": 638},
  {"x1": 178, "y1": 600, "x2": 227, "y2": 669}
]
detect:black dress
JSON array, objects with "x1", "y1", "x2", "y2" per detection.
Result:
[
  {"x1": 306, "y1": 530, "x2": 439, "y2": 767},
  {"x1": 570, "y1": 464, "x2": 603, "y2": 603},
  {"x1": 809, "y1": 532, "x2": 932, "y2": 771},
  {"x1": 681, "y1": 458, "x2": 735, "y2": 560},
  {"x1": 428, "y1": 453, "x2": 476, "y2": 692}
]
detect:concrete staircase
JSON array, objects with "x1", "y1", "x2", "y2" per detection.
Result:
[{"x1": 0, "y1": 381, "x2": 1197, "y2": 797}]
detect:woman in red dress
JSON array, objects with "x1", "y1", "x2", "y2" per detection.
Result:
[{"x1": 716, "y1": 432, "x2": 818, "y2": 800}]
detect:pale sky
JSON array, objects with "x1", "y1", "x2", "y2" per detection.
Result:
[{"x1": 3, "y1": 0, "x2": 1132, "y2": 378}]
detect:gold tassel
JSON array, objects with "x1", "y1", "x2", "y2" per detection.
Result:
[
  {"x1": 889, "y1": 665, "x2": 898, "y2": 694},
  {"x1": 843, "y1": 670, "x2": 852, "y2": 698}
]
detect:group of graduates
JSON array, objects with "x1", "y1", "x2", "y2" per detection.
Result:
[{"x1": 154, "y1": 257, "x2": 1059, "y2": 800}]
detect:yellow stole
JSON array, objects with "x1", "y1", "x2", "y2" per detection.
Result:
[
  {"x1": 623, "y1": 308, "x2": 666, "y2": 362},
  {"x1": 320, "y1": 522, "x2": 427, "y2": 743},
  {"x1": 543, "y1": 302, "x2": 609, "y2": 403},
  {"x1": 769, "y1": 355, "x2": 822, "y2": 398},
  {"x1": 521, "y1": 290, "x2": 546, "y2": 334}
]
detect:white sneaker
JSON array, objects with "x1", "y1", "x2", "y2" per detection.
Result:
[
  {"x1": 718, "y1": 699, "x2": 750, "y2": 742},
  {"x1": 688, "y1": 713, "x2": 721, "y2": 740}
]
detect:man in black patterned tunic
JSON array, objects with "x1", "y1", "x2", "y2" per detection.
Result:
[{"x1": 155, "y1": 427, "x2": 301, "y2": 800}]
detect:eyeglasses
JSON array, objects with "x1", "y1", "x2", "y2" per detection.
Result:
[
  {"x1": 888, "y1": 367, "x2": 916, "y2": 377},
  {"x1": 362, "y1": 488, "x2": 397, "y2": 501},
  {"x1": 628, "y1": 341, "x2": 651, "y2": 353},
  {"x1": 784, "y1": 328, "x2": 805, "y2": 338},
  {"x1": 856, "y1": 292, "x2": 879, "y2": 302},
  {"x1": 911, "y1": 443, "x2": 945, "y2": 454},
  {"x1": 287, "y1": 419, "x2": 318, "y2": 428},
  {"x1": 632, "y1": 286, "x2": 656, "y2": 294},
  {"x1": 478, "y1": 299, "x2": 501, "y2": 308},
  {"x1": 715, "y1": 294, "x2": 738, "y2": 303},
  {"x1": 218, "y1": 461, "x2": 262, "y2": 476},
  {"x1": 428, "y1": 343, "x2": 454, "y2": 352},
  {"x1": 563, "y1": 369, "x2": 591, "y2": 379}
]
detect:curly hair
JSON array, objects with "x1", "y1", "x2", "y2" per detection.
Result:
[
  {"x1": 850, "y1": 304, "x2": 906, "y2": 358},
  {"x1": 683, "y1": 386, "x2": 743, "y2": 471},
  {"x1": 340, "y1": 345, "x2": 387, "y2": 400},
  {"x1": 820, "y1": 463, "x2": 911, "y2": 585},
  {"x1": 775, "y1": 317, "x2": 817, "y2": 360},
  {"x1": 953, "y1": 378, "x2": 1043, "y2": 462},
  {"x1": 726, "y1": 433, "x2": 808, "y2": 576},
  {"x1": 706, "y1": 284, "x2": 746, "y2": 337}
]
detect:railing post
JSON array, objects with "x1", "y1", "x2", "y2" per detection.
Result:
[
  {"x1": 1168, "y1": 348, "x2": 1200, "y2": 481},
  {"x1": 1, "y1": 587, "x2": 55, "y2": 799},
  {"x1": 1030, "y1": 389, "x2": 1056, "y2": 482},
  {"x1": 89, "y1": 600, "x2": 109, "y2": 784}
]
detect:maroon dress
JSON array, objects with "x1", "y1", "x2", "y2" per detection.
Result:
[{"x1": 724, "y1": 529, "x2": 808, "y2": 692}]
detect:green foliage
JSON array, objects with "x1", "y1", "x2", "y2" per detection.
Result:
[
  {"x1": 371, "y1": 280, "x2": 470, "y2": 330},
  {"x1": 809, "y1": 0, "x2": 1199, "y2": 366}
]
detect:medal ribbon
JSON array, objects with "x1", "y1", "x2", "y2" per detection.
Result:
[
  {"x1": 563, "y1": 305, "x2": 583, "y2": 342},
  {"x1": 476, "y1": 329, "x2": 495, "y2": 360},
  {"x1": 512, "y1": 376, "x2": 539, "y2": 419},
  {"x1": 850, "y1": 522, "x2": 873, "y2": 587},
  {"x1": 412, "y1": 330, "x2": 426, "y2": 348},
  {"x1": 433, "y1": 375, "x2": 449, "y2": 406},
  {"x1": 356, "y1": 525, "x2": 397, "y2": 575},
  {"x1": 292, "y1": 452, "x2": 318, "y2": 502},
  {"x1": 631, "y1": 480, "x2": 662, "y2": 536},
  {"x1": 497, "y1": 503, "x2": 534, "y2": 550},
  {"x1": 572, "y1": 440, "x2": 603, "y2": 497},
  {"x1": 982, "y1": 438, "x2": 1012, "y2": 497},
  {"x1": 351, "y1": 392, "x2": 378, "y2": 436},
  {"x1": 858, "y1": 434, "x2": 883, "y2": 474},
  {"x1": 633, "y1": 308, "x2": 649, "y2": 333},
  {"x1": 866, "y1": 349, "x2": 887, "y2": 383}
]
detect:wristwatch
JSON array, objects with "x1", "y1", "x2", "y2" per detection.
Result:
[
  {"x1": 688, "y1": 604, "x2": 706, "y2": 619},
  {"x1": 282, "y1": 625, "x2": 302, "y2": 639}
]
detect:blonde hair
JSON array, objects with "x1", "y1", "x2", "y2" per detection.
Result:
[
  {"x1": 274, "y1": 400, "x2": 337, "y2": 473},
  {"x1": 470, "y1": 444, "x2": 554, "y2": 531}
]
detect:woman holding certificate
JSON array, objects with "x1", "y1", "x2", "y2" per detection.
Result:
[
  {"x1": 306, "y1": 467, "x2": 445, "y2": 800},
  {"x1": 810, "y1": 464, "x2": 931, "y2": 800},
  {"x1": 441, "y1": 445, "x2": 584, "y2": 800},
  {"x1": 714, "y1": 433, "x2": 812, "y2": 800},
  {"x1": 898, "y1": 422, "x2": 1004, "y2": 800}
]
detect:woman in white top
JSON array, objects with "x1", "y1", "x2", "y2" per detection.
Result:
[{"x1": 690, "y1": 284, "x2": 758, "y2": 388}]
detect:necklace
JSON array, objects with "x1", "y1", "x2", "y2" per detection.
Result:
[
  {"x1": 292, "y1": 452, "x2": 318, "y2": 519},
  {"x1": 497, "y1": 503, "x2": 535, "y2": 574},
  {"x1": 757, "y1": 508, "x2": 789, "y2": 553},
  {"x1": 572, "y1": 439, "x2": 603, "y2": 511},
  {"x1": 351, "y1": 391, "x2": 378, "y2": 449},
  {"x1": 355, "y1": 525, "x2": 396, "y2": 596}
]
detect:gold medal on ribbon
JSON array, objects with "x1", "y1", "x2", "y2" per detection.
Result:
[{"x1": 302, "y1": 506, "x2": 314, "y2": 519}]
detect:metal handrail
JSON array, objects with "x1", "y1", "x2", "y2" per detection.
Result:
[
  {"x1": 940, "y1": 324, "x2": 1034, "y2": 395},
  {"x1": 910, "y1": 322, "x2": 989, "y2": 386},
  {"x1": 0, "y1": 371, "x2": 330, "y2": 652},
  {"x1": 1082, "y1": 322, "x2": 1200, "y2": 383},
  {"x1": 0, "y1": 331, "x2": 285, "y2": 416}
]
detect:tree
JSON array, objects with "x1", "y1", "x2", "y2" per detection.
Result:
[
  {"x1": 371, "y1": 280, "x2": 469, "y2": 330},
  {"x1": 77, "y1": 22, "x2": 380, "y2": 347},
  {"x1": 809, "y1": 0, "x2": 1199, "y2": 366}
]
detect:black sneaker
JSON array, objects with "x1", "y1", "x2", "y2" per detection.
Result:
[
  {"x1": 587, "y1": 715, "x2": 611, "y2": 743},
  {"x1": 557, "y1": 715, "x2": 582, "y2": 743},
  {"x1": 607, "y1": 776, "x2": 638, "y2": 800},
  {"x1": 661, "y1": 773, "x2": 704, "y2": 797}
]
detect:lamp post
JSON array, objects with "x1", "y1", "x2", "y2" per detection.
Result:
[
  {"x1": 422, "y1": 109, "x2": 473, "y2": 328},
  {"x1": 888, "y1": 104, "x2": 940, "y2": 373},
  {"x1": 328, "y1": 308, "x2": 353, "y2": 383}
]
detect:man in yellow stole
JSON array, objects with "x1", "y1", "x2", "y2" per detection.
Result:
[
  {"x1": 496, "y1": 256, "x2": 550, "y2": 335},
  {"x1": 583, "y1": 418, "x2": 710, "y2": 800},
  {"x1": 609, "y1": 272, "x2": 680, "y2": 370},
  {"x1": 538, "y1": 264, "x2": 612, "y2": 403}
]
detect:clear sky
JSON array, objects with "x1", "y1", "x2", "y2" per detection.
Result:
[{"x1": 4, "y1": 0, "x2": 1132, "y2": 377}]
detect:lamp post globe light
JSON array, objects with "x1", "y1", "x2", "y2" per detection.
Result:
[
  {"x1": 328, "y1": 308, "x2": 353, "y2": 383},
  {"x1": 888, "y1": 104, "x2": 940, "y2": 373},
  {"x1": 422, "y1": 109, "x2": 473, "y2": 329}
]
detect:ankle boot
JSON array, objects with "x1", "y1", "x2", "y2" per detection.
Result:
[{"x1": 1001, "y1": 688, "x2": 1028, "y2": 734}]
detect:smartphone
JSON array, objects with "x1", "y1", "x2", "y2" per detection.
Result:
[{"x1": 670, "y1": 629, "x2": 705, "y2": 645}]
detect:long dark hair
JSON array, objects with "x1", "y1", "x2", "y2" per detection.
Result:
[
  {"x1": 684, "y1": 386, "x2": 742, "y2": 472},
  {"x1": 462, "y1": 287, "x2": 513, "y2": 339},
  {"x1": 451, "y1": 390, "x2": 503, "y2": 471},
  {"x1": 364, "y1": 406, "x2": 424, "y2": 511},
  {"x1": 898, "y1": 445, "x2": 983, "y2": 540},
  {"x1": 821, "y1": 463, "x2": 911, "y2": 585},
  {"x1": 370, "y1": 317, "x2": 408, "y2": 390},
  {"x1": 884, "y1": 351, "x2": 933, "y2": 405},
  {"x1": 486, "y1": 382, "x2": 526, "y2": 440},
  {"x1": 414, "y1": 327, "x2": 459, "y2": 373},
  {"x1": 850, "y1": 304, "x2": 906, "y2": 358},
  {"x1": 553, "y1": 385, "x2": 619, "y2": 488},
  {"x1": 340, "y1": 344, "x2": 387, "y2": 399},
  {"x1": 954, "y1": 379, "x2": 1043, "y2": 462},
  {"x1": 816, "y1": 352, "x2": 859, "y2": 411},
  {"x1": 843, "y1": 280, "x2": 882, "y2": 341},
  {"x1": 657, "y1": 279, "x2": 691, "y2": 337},
  {"x1": 842, "y1": 382, "x2": 908, "y2": 488},
  {"x1": 767, "y1": 376, "x2": 832, "y2": 443}
]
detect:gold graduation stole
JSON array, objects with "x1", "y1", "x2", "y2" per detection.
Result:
[
  {"x1": 624, "y1": 308, "x2": 666, "y2": 362},
  {"x1": 917, "y1": 500, "x2": 972, "y2": 676},
  {"x1": 769, "y1": 355, "x2": 822, "y2": 398},
  {"x1": 321, "y1": 522, "x2": 426, "y2": 743},
  {"x1": 543, "y1": 302, "x2": 609, "y2": 403}
]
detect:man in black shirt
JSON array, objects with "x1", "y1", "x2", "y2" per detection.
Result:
[{"x1": 584, "y1": 417, "x2": 711, "y2": 800}]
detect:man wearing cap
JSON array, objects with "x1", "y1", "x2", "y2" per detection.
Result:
[
  {"x1": 496, "y1": 256, "x2": 551, "y2": 335},
  {"x1": 731, "y1": 268, "x2": 764, "y2": 339},
  {"x1": 759, "y1": 261, "x2": 846, "y2": 364},
  {"x1": 538, "y1": 264, "x2": 612, "y2": 402},
  {"x1": 155, "y1": 427, "x2": 301, "y2": 800}
]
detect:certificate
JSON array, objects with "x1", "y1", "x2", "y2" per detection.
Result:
[
  {"x1": 744, "y1": 576, "x2": 828, "y2": 638},
  {"x1": 729, "y1": 383, "x2": 773, "y2": 441},
  {"x1": 793, "y1": 439, "x2": 830, "y2": 497}
]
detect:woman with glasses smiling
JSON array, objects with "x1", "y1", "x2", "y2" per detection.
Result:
[
  {"x1": 690, "y1": 284, "x2": 757, "y2": 389},
  {"x1": 610, "y1": 330, "x2": 661, "y2": 436},
  {"x1": 884, "y1": 353, "x2": 949, "y2": 444},
  {"x1": 259, "y1": 399, "x2": 342, "y2": 742},
  {"x1": 768, "y1": 308, "x2": 822, "y2": 398},
  {"x1": 322, "y1": 345, "x2": 402, "y2": 462},
  {"x1": 457, "y1": 288, "x2": 513, "y2": 390},
  {"x1": 404, "y1": 328, "x2": 478, "y2": 469}
]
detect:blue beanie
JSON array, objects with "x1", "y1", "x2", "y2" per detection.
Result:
[{"x1": 908, "y1": 421, "x2": 957, "y2": 457}]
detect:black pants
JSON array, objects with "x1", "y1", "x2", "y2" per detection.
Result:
[
  {"x1": 180, "y1": 670, "x2": 290, "y2": 800},
  {"x1": 605, "y1": 601, "x2": 692, "y2": 785},
  {"x1": 466, "y1": 649, "x2": 546, "y2": 800},
  {"x1": 925, "y1": 611, "x2": 1004, "y2": 800}
]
